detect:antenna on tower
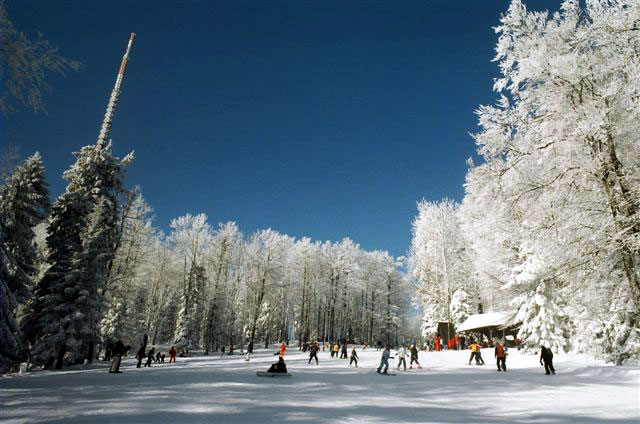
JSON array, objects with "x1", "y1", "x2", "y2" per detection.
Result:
[{"x1": 97, "y1": 32, "x2": 136, "y2": 147}]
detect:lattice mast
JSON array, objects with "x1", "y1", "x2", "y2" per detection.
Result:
[{"x1": 97, "y1": 32, "x2": 136, "y2": 147}]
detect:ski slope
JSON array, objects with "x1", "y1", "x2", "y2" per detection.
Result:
[{"x1": 1, "y1": 346, "x2": 638, "y2": 423}]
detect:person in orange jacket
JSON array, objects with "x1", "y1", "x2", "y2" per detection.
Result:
[
  {"x1": 495, "y1": 342, "x2": 507, "y2": 371},
  {"x1": 434, "y1": 335, "x2": 442, "y2": 351},
  {"x1": 278, "y1": 342, "x2": 286, "y2": 358}
]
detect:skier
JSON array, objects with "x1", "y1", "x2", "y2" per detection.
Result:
[
  {"x1": 540, "y1": 346, "x2": 555, "y2": 375},
  {"x1": 169, "y1": 346, "x2": 177, "y2": 363},
  {"x1": 341, "y1": 342, "x2": 348, "y2": 359},
  {"x1": 308, "y1": 341, "x2": 319, "y2": 365},
  {"x1": 108, "y1": 339, "x2": 126, "y2": 373},
  {"x1": 397, "y1": 345, "x2": 408, "y2": 371},
  {"x1": 377, "y1": 346, "x2": 394, "y2": 374},
  {"x1": 495, "y1": 342, "x2": 507, "y2": 371},
  {"x1": 409, "y1": 344, "x2": 422, "y2": 369},
  {"x1": 349, "y1": 346, "x2": 358, "y2": 367}
]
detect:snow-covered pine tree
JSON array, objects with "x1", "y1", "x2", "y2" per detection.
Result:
[
  {"x1": 173, "y1": 262, "x2": 207, "y2": 350},
  {"x1": 0, "y1": 153, "x2": 49, "y2": 368},
  {"x1": 450, "y1": 288, "x2": 471, "y2": 328},
  {"x1": 0, "y1": 224, "x2": 22, "y2": 371},
  {"x1": 513, "y1": 279, "x2": 571, "y2": 354},
  {"x1": 24, "y1": 142, "x2": 132, "y2": 368},
  {"x1": 0, "y1": 152, "x2": 49, "y2": 302}
]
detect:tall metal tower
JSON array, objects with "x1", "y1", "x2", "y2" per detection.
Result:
[{"x1": 96, "y1": 32, "x2": 136, "y2": 147}]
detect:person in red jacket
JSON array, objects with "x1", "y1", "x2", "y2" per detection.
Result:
[
  {"x1": 495, "y1": 342, "x2": 507, "y2": 371},
  {"x1": 434, "y1": 335, "x2": 442, "y2": 351},
  {"x1": 169, "y1": 346, "x2": 177, "y2": 363},
  {"x1": 278, "y1": 342, "x2": 286, "y2": 358}
]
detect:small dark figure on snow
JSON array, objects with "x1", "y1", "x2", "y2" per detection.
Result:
[
  {"x1": 136, "y1": 334, "x2": 148, "y2": 368},
  {"x1": 169, "y1": 346, "x2": 177, "y2": 363},
  {"x1": 409, "y1": 344, "x2": 422, "y2": 369},
  {"x1": 377, "y1": 346, "x2": 394, "y2": 374},
  {"x1": 267, "y1": 357, "x2": 288, "y2": 374},
  {"x1": 340, "y1": 343, "x2": 348, "y2": 359},
  {"x1": 109, "y1": 340, "x2": 126, "y2": 373},
  {"x1": 155, "y1": 351, "x2": 162, "y2": 363},
  {"x1": 495, "y1": 342, "x2": 507, "y2": 371},
  {"x1": 540, "y1": 346, "x2": 555, "y2": 375},
  {"x1": 308, "y1": 342, "x2": 319, "y2": 365},
  {"x1": 144, "y1": 348, "x2": 155, "y2": 367},
  {"x1": 349, "y1": 347, "x2": 358, "y2": 367},
  {"x1": 136, "y1": 345, "x2": 146, "y2": 368}
]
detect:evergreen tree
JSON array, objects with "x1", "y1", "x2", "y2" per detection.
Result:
[
  {"x1": 0, "y1": 224, "x2": 21, "y2": 370},
  {"x1": 0, "y1": 153, "x2": 49, "y2": 368},
  {"x1": 174, "y1": 263, "x2": 207, "y2": 350},
  {"x1": 0, "y1": 152, "x2": 49, "y2": 301},
  {"x1": 450, "y1": 288, "x2": 470, "y2": 328},
  {"x1": 24, "y1": 142, "x2": 132, "y2": 368}
]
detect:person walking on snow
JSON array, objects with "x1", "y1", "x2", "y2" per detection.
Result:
[
  {"x1": 409, "y1": 344, "x2": 422, "y2": 369},
  {"x1": 397, "y1": 345, "x2": 408, "y2": 371},
  {"x1": 349, "y1": 346, "x2": 359, "y2": 367},
  {"x1": 278, "y1": 342, "x2": 287, "y2": 358},
  {"x1": 169, "y1": 346, "x2": 177, "y2": 363},
  {"x1": 341, "y1": 343, "x2": 348, "y2": 359},
  {"x1": 468, "y1": 341, "x2": 485, "y2": 365},
  {"x1": 377, "y1": 346, "x2": 394, "y2": 374},
  {"x1": 308, "y1": 341, "x2": 319, "y2": 364},
  {"x1": 495, "y1": 342, "x2": 507, "y2": 371},
  {"x1": 540, "y1": 346, "x2": 555, "y2": 375},
  {"x1": 333, "y1": 342, "x2": 340, "y2": 358},
  {"x1": 144, "y1": 347, "x2": 155, "y2": 367}
]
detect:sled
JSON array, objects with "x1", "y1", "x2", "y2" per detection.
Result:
[
  {"x1": 109, "y1": 356, "x2": 122, "y2": 373},
  {"x1": 256, "y1": 371, "x2": 292, "y2": 377}
]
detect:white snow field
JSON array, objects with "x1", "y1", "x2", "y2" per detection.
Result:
[{"x1": 1, "y1": 346, "x2": 638, "y2": 423}]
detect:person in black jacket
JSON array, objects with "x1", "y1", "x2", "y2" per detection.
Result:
[
  {"x1": 308, "y1": 342, "x2": 319, "y2": 365},
  {"x1": 540, "y1": 346, "x2": 555, "y2": 375},
  {"x1": 340, "y1": 343, "x2": 348, "y2": 359},
  {"x1": 349, "y1": 347, "x2": 358, "y2": 367},
  {"x1": 109, "y1": 340, "x2": 126, "y2": 373},
  {"x1": 267, "y1": 357, "x2": 287, "y2": 373},
  {"x1": 409, "y1": 344, "x2": 422, "y2": 369},
  {"x1": 144, "y1": 347, "x2": 155, "y2": 367}
]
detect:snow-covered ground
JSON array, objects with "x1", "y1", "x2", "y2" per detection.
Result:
[{"x1": 1, "y1": 346, "x2": 638, "y2": 423}]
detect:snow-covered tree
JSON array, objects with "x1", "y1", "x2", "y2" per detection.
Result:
[
  {"x1": 168, "y1": 214, "x2": 213, "y2": 350},
  {"x1": 0, "y1": 0, "x2": 81, "y2": 114},
  {"x1": 461, "y1": 0, "x2": 640, "y2": 363},
  {"x1": 24, "y1": 142, "x2": 132, "y2": 368},
  {"x1": 409, "y1": 199, "x2": 471, "y2": 337},
  {"x1": 450, "y1": 288, "x2": 471, "y2": 328},
  {"x1": 0, "y1": 152, "x2": 49, "y2": 301}
]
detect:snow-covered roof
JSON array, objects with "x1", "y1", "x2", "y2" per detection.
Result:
[{"x1": 456, "y1": 311, "x2": 517, "y2": 332}]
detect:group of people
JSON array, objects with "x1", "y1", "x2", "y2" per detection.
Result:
[
  {"x1": 376, "y1": 344, "x2": 423, "y2": 374},
  {"x1": 108, "y1": 341, "x2": 178, "y2": 373}
]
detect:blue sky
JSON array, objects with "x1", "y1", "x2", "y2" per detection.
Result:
[{"x1": 4, "y1": 0, "x2": 558, "y2": 257}]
